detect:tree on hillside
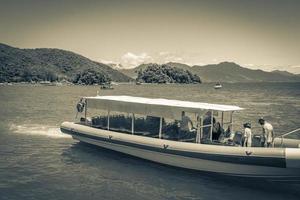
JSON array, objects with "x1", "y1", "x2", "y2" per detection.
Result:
[
  {"x1": 137, "y1": 64, "x2": 201, "y2": 84},
  {"x1": 73, "y1": 69, "x2": 111, "y2": 85}
]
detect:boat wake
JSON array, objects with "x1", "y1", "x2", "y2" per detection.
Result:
[{"x1": 9, "y1": 123, "x2": 72, "y2": 139}]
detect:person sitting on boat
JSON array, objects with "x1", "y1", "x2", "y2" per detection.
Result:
[
  {"x1": 178, "y1": 111, "x2": 196, "y2": 139},
  {"x1": 202, "y1": 111, "x2": 214, "y2": 141},
  {"x1": 243, "y1": 122, "x2": 252, "y2": 147},
  {"x1": 258, "y1": 118, "x2": 274, "y2": 147},
  {"x1": 202, "y1": 111, "x2": 223, "y2": 141}
]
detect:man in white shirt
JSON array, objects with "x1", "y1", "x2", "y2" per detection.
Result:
[{"x1": 258, "y1": 118, "x2": 274, "y2": 147}]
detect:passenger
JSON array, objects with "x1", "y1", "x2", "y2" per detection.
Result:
[
  {"x1": 243, "y1": 122, "x2": 252, "y2": 147},
  {"x1": 202, "y1": 111, "x2": 223, "y2": 141},
  {"x1": 179, "y1": 111, "x2": 195, "y2": 140},
  {"x1": 258, "y1": 118, "x2": 274, "y2": 147},
  {"x1": 202, "y1": 111, "x2": 215, "y2": 140},
  {"x1": 212, "y1": 121, "x2": 224, "y2": 141}
]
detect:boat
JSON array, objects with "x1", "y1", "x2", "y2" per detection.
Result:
[
  {"x1": 39, "y1": 81, "x2": 52, "y2": 86},
  {"x1": 100, "y1": 84, "x2": 114, "y2": 90},
  {"x1": 214, "y1": 83, "x2": 222, "y2": 89},
  {"x1": 60, "y1": 95, "x2": 300, "y2": 181}
]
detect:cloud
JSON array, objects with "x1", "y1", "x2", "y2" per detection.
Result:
[
  {"x1": 157, "y1": 52, "x2": 185, "y2": 64},
  {"x1": 291, "y1": 65, "x2": 300, "y2": 68},
  {"x1": 120, "y1": 52, "x2": 153, "y2": 68},
  {"x1": 158, "y1": 51, "x2": 170, "y2": 56},
  {"x1": 287, "y1": 65, "x2": 300, "y2": 74},
  {"x1": 244, "y1": 63, "x2": 254, "y2": 67},
  {"x1": 99, "y1": 59, "x2": 115, "y2": 64}
]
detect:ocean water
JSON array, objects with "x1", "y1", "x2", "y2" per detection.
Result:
[{"x1": 0, "y1": 83, "x2": 299, "y2": 200}]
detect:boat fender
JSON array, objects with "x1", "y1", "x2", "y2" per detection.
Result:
[{"x1": 76, "y1": 99, "x2": 85, "y2": 113}]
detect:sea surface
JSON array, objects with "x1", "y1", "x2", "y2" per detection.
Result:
[{"x1": 0, "y1": 83, "x2": 299, "y2": 200}]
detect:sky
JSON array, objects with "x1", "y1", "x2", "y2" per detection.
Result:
[{"x1": 0, "y1": 0, "x2": 300, "y2": 73}]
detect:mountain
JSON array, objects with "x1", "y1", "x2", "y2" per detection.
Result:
[
  {"x1": 121, "y1": 61, "x2": 300, "y2": 83},
  {"x1": 271, "y1": 70, "x2": 296, "y2": 77},
  {"x1": 120, "y1": 63, "x2": 153, "y2": 79},
  {"x1": 0, "y1": 43, "x2": 132, "y2": 83},
  {"x1": 104, "y1": 62, "x2": 125, "y2": 70},
  {"x1": 192, "y1": 62, "x2": 300, "y2": 82},
  {"x1": 120, "y1": 62, "x2": 192, "y2": 79}
]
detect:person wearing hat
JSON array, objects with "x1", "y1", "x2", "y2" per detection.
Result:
[
  {"x1": 258, "y1": 118, "x2": 274, "y2": 147},
  {"x1": 243, "y1": 122, "x2": 252, "y2": 147}
]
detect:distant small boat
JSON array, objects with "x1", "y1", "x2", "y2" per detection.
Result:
[
  {"x1": 100, "y1": 84, "x2": 114, "y2": 90},
  {"x1": 214, "y1": 83, "x2": 222, "y2": 89},
  {"x1": 110, "y1": 82, "x2": 119, "y2": 86},
  {"x1": 136, "y1": 81, "x2": 142, "y2": 85},
  {"x1": 39, "y1": 81, "x2": 53, "y2": 86},
  {"x1": 54, "y1": 82, "x2": 63, "y2": 86}
]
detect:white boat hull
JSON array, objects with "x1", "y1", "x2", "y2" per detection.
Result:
[{"x1": 61, "y1": 122, "x2": 300, "y2": 182}]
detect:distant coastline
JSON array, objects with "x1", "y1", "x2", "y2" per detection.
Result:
[{"x1": 1, "y1": 43, "x2": 299, "y2": 85}]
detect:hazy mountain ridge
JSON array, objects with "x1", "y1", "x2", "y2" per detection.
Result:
[
  {"x1": 192, "y1": 62, "x2": 300, "y2": 82},
  {"x1": 271, "y1": 70, "x2": 298, "y2": 77},
  {"x1": 121, "y1": 61, "x2": 300, "y2": 83},
  {"x1": 0, "y1": 43, "x2": 132, "y2": 83},
  {"x1": 1, "y1": 43, "x2": 298, "y2": 83}
]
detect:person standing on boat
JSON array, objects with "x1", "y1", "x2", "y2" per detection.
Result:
[
  {"x1": 243, "y1": 123, "x2": 252, "y2": 147},
  {"x1": 258, "y1": 118, "x2": 274, "y2": 147}
]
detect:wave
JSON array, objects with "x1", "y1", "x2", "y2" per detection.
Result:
[{"x1": 9, "y1": 123, "x2": 72, "y2": 139}]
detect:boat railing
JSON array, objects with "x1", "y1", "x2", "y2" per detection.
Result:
[
  {"x1": 275, "y1": 128, "x2": 300, "y2": 147},
  {"x1": 277, "y1": 128, "x2": 300, "y2": 138}
]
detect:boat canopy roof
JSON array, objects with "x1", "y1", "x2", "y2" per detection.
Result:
[{"x1": 85, "y1": 95, "x2": 243, "y2": 119}]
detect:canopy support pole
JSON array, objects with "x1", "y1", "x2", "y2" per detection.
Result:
[
  {"x1": 210, "y1": 110, "x2": 213, "y2": 141},
  {"x1": 132, "y1": 113, "x2": 135, "y2": 134},
  {"x1": 230, "y1": 111, "x2": 234, "y2": 132},
  {"x1": 221, "y1": 112, "x2": 224, "y2": 127},
  {"x1": 107, "y1": 110, "x2": 110, "y2": 130},
  {"x1": 159, "y1": 117, "x2": 162, "y2": 139},
  {"x1": 196, "y1": 116, "x2": 202, "y2": 143},
  {"x1": 84, "y1": 99, "x2": 87, "y2": 125}
]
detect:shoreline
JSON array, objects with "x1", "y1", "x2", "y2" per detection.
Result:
[{"x1": 0, "y1": 81, "x2": 300, "y2": 87}]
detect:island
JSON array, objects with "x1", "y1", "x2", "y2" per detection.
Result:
[{"x1": 136, "y1": 64, "x2": 201, "y2": 84}]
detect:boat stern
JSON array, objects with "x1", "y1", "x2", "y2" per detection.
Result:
[{"x1": 285, "y1": 148, "x2": 300, "y2": 168}]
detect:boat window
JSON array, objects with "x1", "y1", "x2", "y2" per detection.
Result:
[
  {"x1": 106, "y1": 111, "x2": 132, "y2": 134},
  {"x1": 161, "y1": 118, "x2": 179, "y2": 141},
  {"x1": 87, "y1": 111, "x2": 162, "y2": 137},
  {"x1": 82, "y1": 107, "x2": 230, "y2": 144},
  {"x1": 133, "y1": 114, "x2": 160, "y2": 138},
  {"x1": 86, "y1": 109, "x2": 108, "y2": 129},
  {"x1": 221, "y1": 111, "x2": 233, "y2": 132},
  {"x1": 162, "y1": 112, "x2": 197, "y2": 143}
]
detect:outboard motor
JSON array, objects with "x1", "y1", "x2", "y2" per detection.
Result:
[{"x1": 232, "y1": 131, "x2": 243, "y2": 146}]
